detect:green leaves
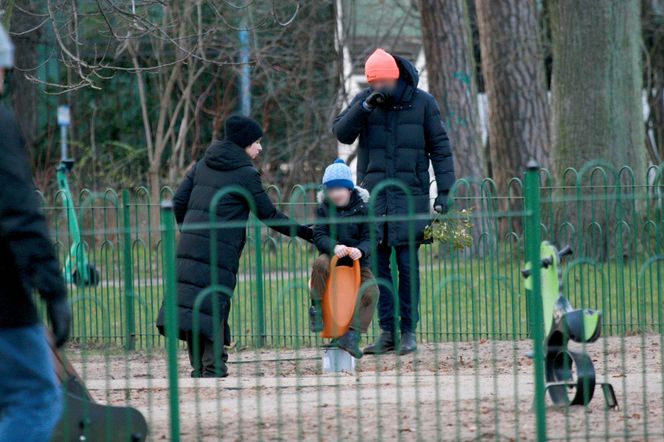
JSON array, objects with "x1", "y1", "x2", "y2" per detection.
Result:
[{"x1": 423, "y1": 209, "x2": 473, "y2": 250}]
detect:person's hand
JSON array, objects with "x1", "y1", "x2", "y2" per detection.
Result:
[
  {"x1": 434, "y1": 194, "x2": 449, "y2": 214},
  {"x1": 348, "y1": 247, "x2": 363, "y2": 261},
  {"x1": 47, "y1": 298, "x2": 71, "y2": 348},
  {"x1": 334, "y1": 244, "x2": 349, "y2": 258},
  {"x1": 363, "y1": 91, "x2": 387, "y2": 110}
]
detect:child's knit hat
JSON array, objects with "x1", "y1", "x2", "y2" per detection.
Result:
[{"x1": 322, "y1": 159, "x2": 354, "y2": 190}]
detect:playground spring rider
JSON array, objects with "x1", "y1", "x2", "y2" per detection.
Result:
[
  {"x1": 522, "y1": 241, "x2": 618, "y2": 408},
  {"x1": 57, "y1": 105, "x2": 99, "y2": 287},
  {"x1": 318, "y1": 256, "x2": 362, "y2": 372}
]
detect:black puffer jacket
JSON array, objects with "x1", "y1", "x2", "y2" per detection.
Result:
[
  {"x1": 313, "y1": 187, "x2": 374, "y2": 266},
  {"x1": 0, "y1": 105, "x2": 66, "y2": 328},
  {"x1": 156, "y1": 139, "x2": 312, "y2": 341},
  {"x1": 332, "y1": 54, "x2": 455, "y2": 246}
]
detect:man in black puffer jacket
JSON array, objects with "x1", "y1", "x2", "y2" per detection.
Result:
[
  {"x1": 333, "y1": 48, "x2": 455, "y2": 355},
  {"x1": 157, "y1": 115, "x2": 313, "y2": 377}
]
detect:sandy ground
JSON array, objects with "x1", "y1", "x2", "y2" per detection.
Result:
[{"x1": 66, "y1": 335, "x2": 663, "y2": 441}]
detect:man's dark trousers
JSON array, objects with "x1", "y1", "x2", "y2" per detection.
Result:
[{"x1": 375, "y1": 243, "x2": 420, "y2": 333}]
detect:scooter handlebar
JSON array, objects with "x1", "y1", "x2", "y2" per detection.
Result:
[
  {"x1": 558, "y1": 244, "x2": 573, "y2": 259},
  {"x1": 521, "y1": 244, "x2": 573, "y2": 279}
]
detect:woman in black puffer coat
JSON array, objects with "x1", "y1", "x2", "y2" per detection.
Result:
[{"x1": 157, "y1": 115, "x2": 313, "y2": 378}]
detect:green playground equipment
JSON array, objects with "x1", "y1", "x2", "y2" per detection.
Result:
[
  {"x1": 56, "y1": 105, "x2": 99, "y2": 287},
  {"x1": 522, "y1": 241, "x2": 618, "y2": 408}
]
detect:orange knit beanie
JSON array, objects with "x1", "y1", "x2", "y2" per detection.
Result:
[{"x1": 364, "y1": 49, "x2": 400, "y2": 83}]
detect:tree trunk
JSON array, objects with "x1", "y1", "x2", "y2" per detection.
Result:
[
  {"x1": 9, "y1": 0, "x2": 39, "y2": 154},
  {"x1": 643, "y1": 0, "x2": 664, "y2": 164},
  {"x1": 475, "y1": 0, "x2": 550, "y2": 192},
  {"x1": 550, "y1": 0, "x2": 646, "y2": 175},
  {"x1": 550, "y1": 0, "x2": 647, "y2": 258},
  {"x1": 419, "y1": 0, "x2": 486, "y2": 181},
  {"x1": 149, "y1": 166, "x2": 162, "y2": 241}
]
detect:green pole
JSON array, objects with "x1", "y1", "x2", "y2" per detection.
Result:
[
  {"x1": 122, "y1": 189, "x2": 136, "y2": 351},
  {"x1": 254, "y1": 215, "x2": 265, "y2": 347},
  {"x1": 524, "y1": 160, "x2": 547, "y2": 441},
  {"x1": 161, "y1": 200, "x2": 180, "y2": 442}
]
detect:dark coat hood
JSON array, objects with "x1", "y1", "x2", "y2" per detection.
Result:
[
  {"x1": 393, "y1": 54, "x2": 420, "y2": 103},
  {"x1": 204, "y1": 139, "x2": 253, "y2": 171}
]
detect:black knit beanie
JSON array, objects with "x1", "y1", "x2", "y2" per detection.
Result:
[{"x1": 224, "y1": 115, "x2": 264, "y2": 148}]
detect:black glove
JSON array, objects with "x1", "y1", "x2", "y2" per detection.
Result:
[
  {"x1": 434, "y1": 193, "x2": 449, "y2": 214},
  {"x1": 363, "y1": 91, "x2": 387, "y2": 110},
  {"x1": 47, "y1": 298, "x2": 71, "y2": 348},
  {"x1": 297, "y1": 225, "x2": 314, "y2": 243}
]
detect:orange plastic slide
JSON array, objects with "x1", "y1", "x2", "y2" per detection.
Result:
[{"x1": 321, "y1": 256, "x2": 361, "y2": 338}]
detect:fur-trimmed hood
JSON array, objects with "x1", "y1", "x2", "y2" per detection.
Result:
[{"x1": 317, "y1": 186, "x2": 370, "y2": 205}]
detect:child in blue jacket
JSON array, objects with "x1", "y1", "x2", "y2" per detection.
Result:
[{"x1": 310, "y1": 159, "x2": 379, "y2": 358}]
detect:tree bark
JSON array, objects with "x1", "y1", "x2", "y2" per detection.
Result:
[
  {"x1": 475, "y1": 0, "x2": 550, "y2": 191},
  {"x1": 643, "y1": 0, "x2": 664, "y2": 164},
  {"x1": 550, "y1": 0, "x2": 647, "y2": 259},
  {"x1": 550, "y1": 0, "x2": 646, "y2": 178},
  {"x1": 419, "y1": 0, "x2": 486, "y2": 180}
]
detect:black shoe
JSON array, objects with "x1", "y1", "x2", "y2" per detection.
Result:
[
  {"x1": 309, "y1": 306, "x2": 323, "y2": 333},
  {"x1": 336, "y1": 330, "x2": 363, "y2": 359},
  {"x1": 363, "y1": 331, "x2": 395, "y2": 355},
  {"x1": 192, "y1": 367, "x2": 229, "y2": 378},
  {"x1": 201, "y1": 370, "x2": 229, "y2": 378},
  {"x1": 398, "y1": 331, "x2": 417, "y2": 355}
]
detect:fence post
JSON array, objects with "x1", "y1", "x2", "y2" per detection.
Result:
[
  {"x1": 122, "y1": 189, "x2": 136, "y2": 351},
  {"x1": 253, "y1": 215, "x2": 266, "y2": 347},
  {"x1": 524, "y1": 160, "x2": 547, "y2": 442},
  {"x1": 161, "y1": 200, "x2": 181, "y2": 441}
]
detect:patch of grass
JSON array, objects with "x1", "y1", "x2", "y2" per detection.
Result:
[{"x1": 52, "y1": 247, "x2": 664, "y2": 351}]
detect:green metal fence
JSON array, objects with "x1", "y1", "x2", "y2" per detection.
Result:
[{"x1": 46, "y1": 162, "x2": 664, "y2": 441}]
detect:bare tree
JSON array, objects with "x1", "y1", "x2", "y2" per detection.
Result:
[
  {"x1": 250, "y1": 1, "x2": 340, "y2": 189},
  {"x1": 550, "y1": 0, "x2": 647, "y2": 258},
  {"x1": 124, "y1": 1, "x2": 209, "y2": 203},
  {"x1": 550, "y1": 0, "x2": 646, "y2": 176},
  {"x1": 475, "y1": 0, "x2": 550, "y2": 191},
  {"x1": 644, "y1": 0, "x2": 664, "y2": 164},
  {"x1": 7, "y1": 1, "x2": 303, "y2": 191},
  {"x1": 419, "y1": 0, "x2": 486, "y2": 180}
]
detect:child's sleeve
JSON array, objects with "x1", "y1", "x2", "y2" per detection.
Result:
[{"x1": 355, "y1": 211, "x2": 373, "y2": 259}]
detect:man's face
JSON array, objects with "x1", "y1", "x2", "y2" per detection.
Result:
[{"x1": 370, "y1": 79, "x2": 397, "y2": 93}]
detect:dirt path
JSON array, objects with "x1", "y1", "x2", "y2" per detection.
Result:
[{"x1": 67, "y1": 335, "x2": 663, "y2": 441}]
